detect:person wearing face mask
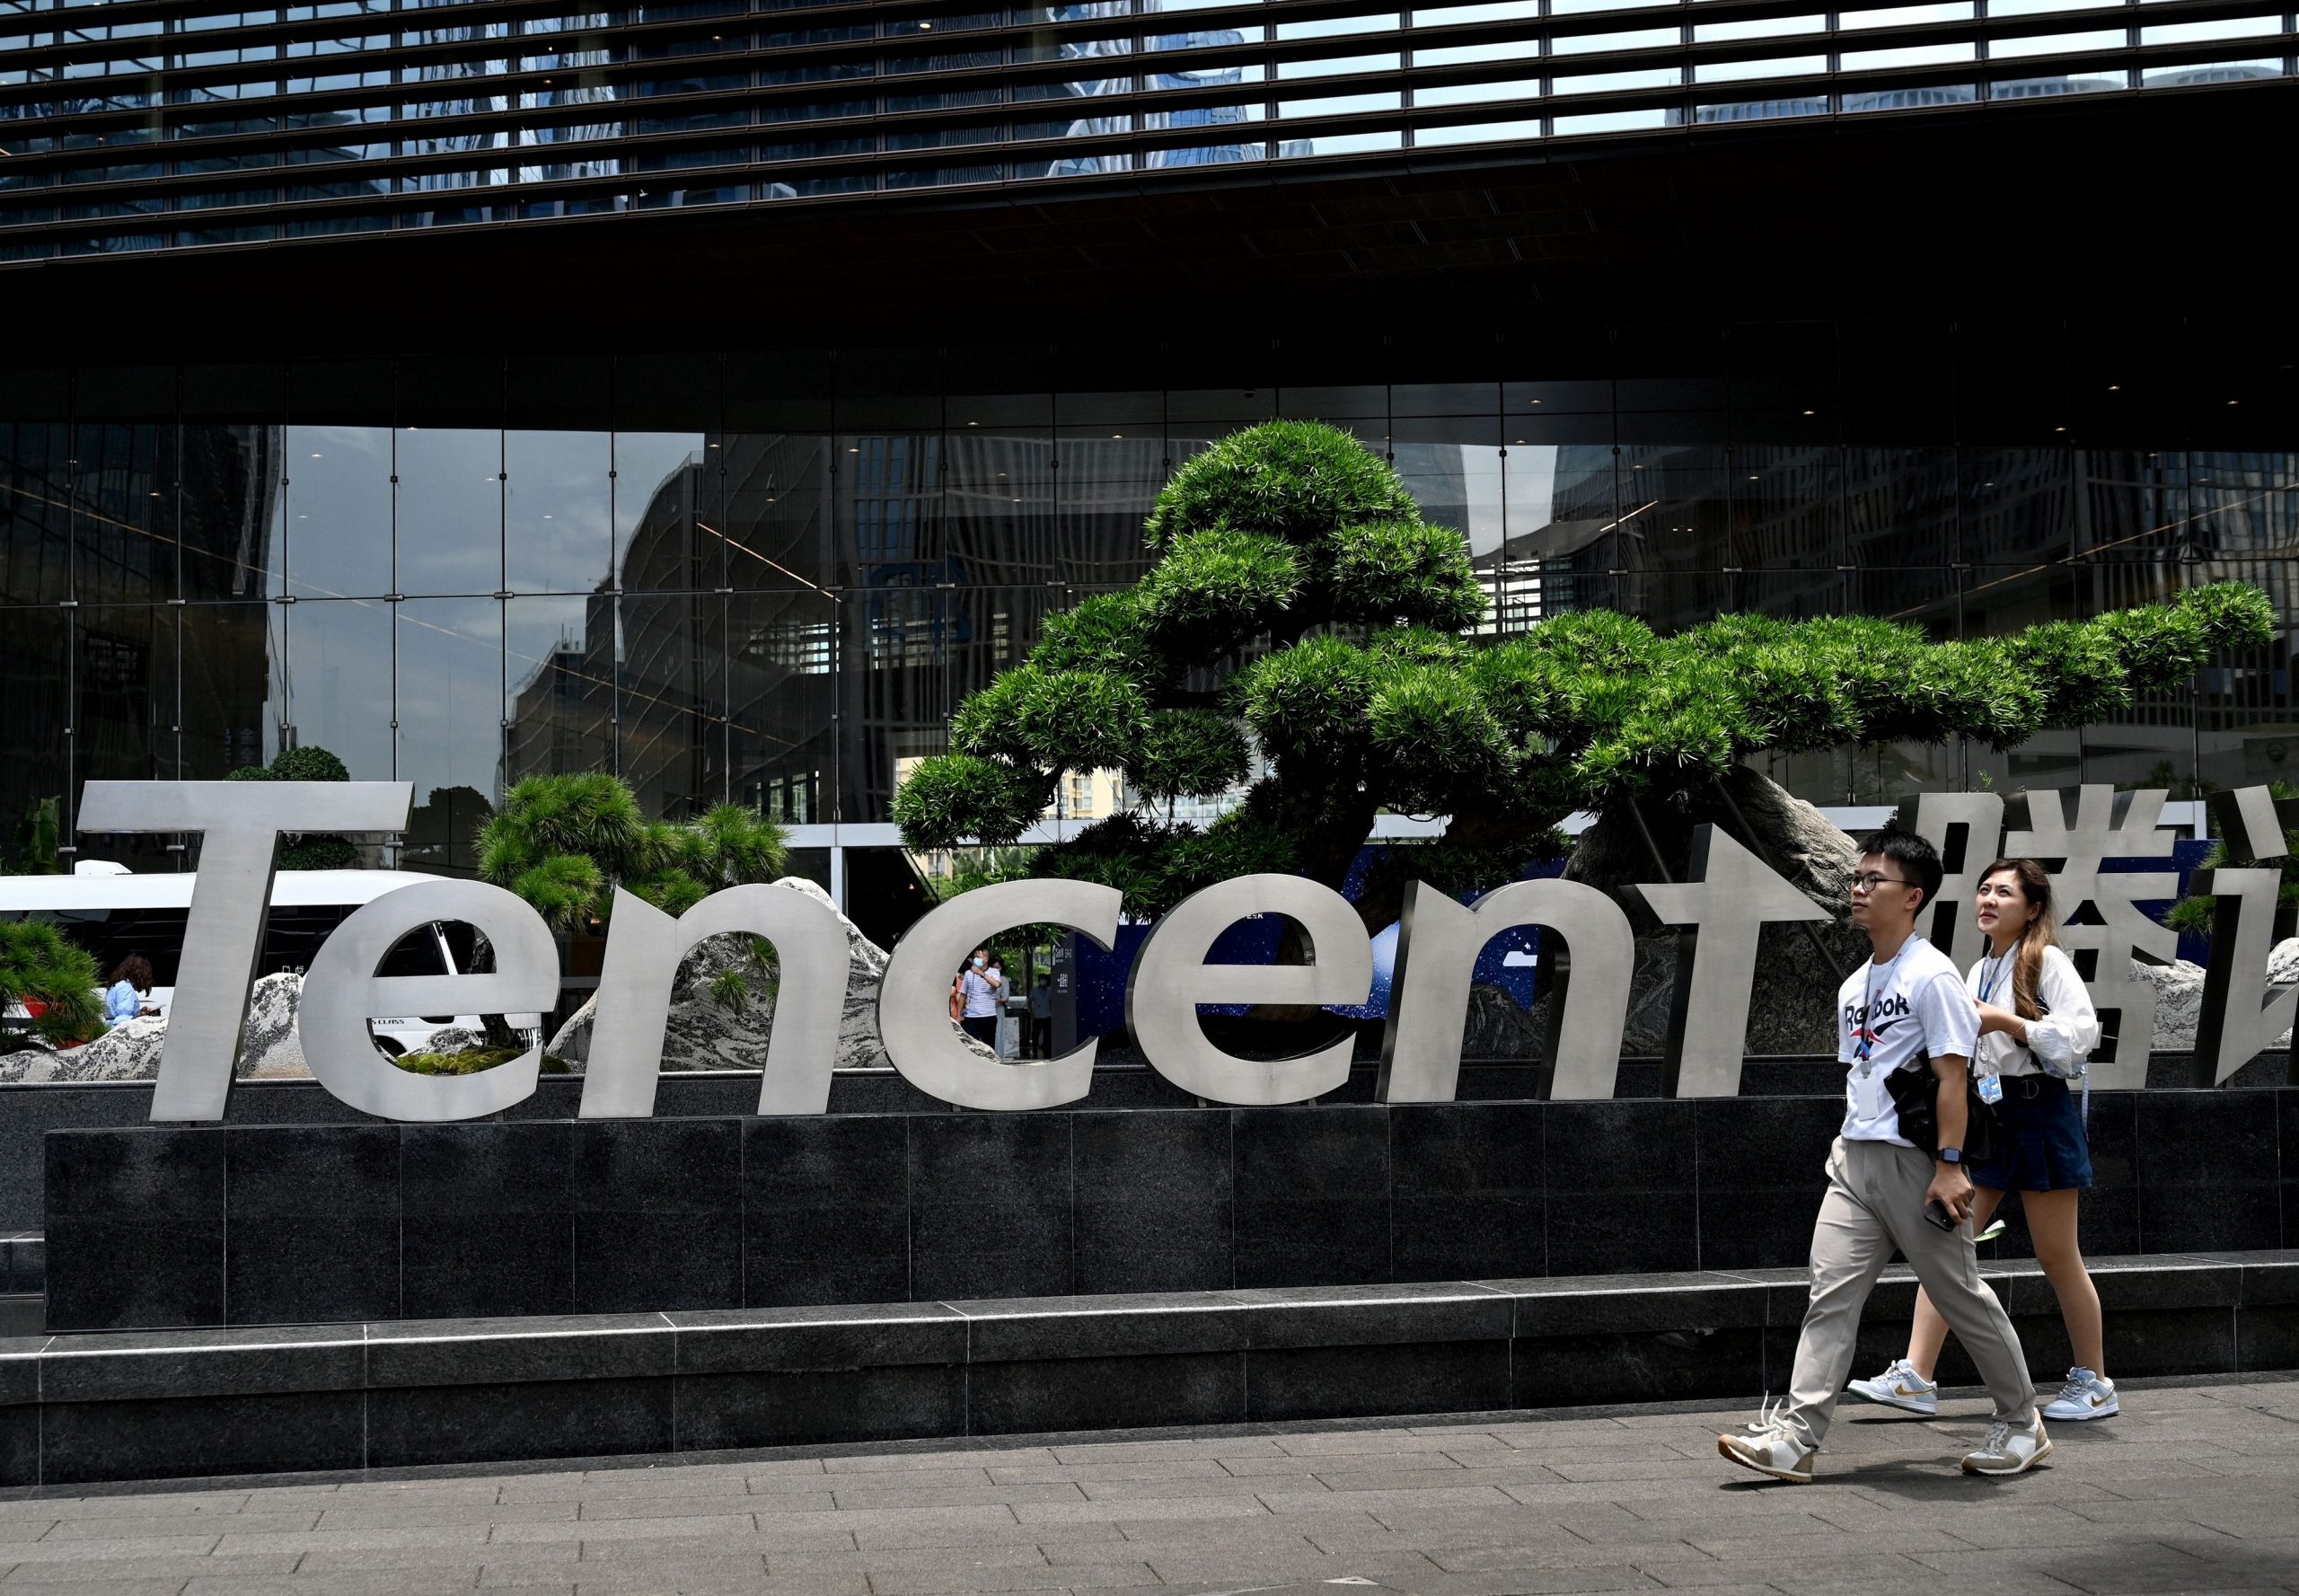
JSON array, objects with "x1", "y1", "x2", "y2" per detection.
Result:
[
  {"x1": 956, "y1": 947, "x2": 1002, "y2": 1050},
  {"x1": 1849, "y1": 857, "x2": 2116, "y2": 1424}
]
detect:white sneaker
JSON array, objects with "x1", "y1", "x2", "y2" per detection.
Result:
[
  {"x1": 1718, "y1": 1398, "x2": 1817, "y2": 1484},
  {"x1": 1847, "y1": 1357, "x2": 1939, "y2": 1415},
  {"x1": 2042, "y1": 1367, "x2": 2119, "y2": 1421},
  {"x1": 1961, "y1": 1415, "x2": 2053, "y2": 1476}
]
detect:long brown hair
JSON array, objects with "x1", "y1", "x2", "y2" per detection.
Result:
[
  {"x1": 110, "y1": 954, "x2": 154, "y2": 993},
  {"x1": 1977, "y1": 858, "x2": 2056, "y2": 1020}
]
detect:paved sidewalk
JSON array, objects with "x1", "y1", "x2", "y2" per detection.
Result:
[{"x1": 2, "y1": 1375, "x2": 2296, "y2": 1595}]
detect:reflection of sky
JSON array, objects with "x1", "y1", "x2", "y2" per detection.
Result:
[{"x1": 265, "y1": 427, "x2": 708, "y2": 798}]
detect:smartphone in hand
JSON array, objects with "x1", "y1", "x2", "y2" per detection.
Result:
[{"x1": 1923, "y1": 1197, "x2": 1958, "y2": 1232}]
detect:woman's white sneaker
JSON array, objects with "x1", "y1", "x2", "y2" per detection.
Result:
[
  {"x1": 1847, "y1": 1357, "x2": 1938, "y2": 1415},
  {"x1": 1961, "y1": 1415, "x2": 2053, "y2": 1476},
  {"x1": 2042, "y1": 1367, "x2": 2119, "y2": 1421}
]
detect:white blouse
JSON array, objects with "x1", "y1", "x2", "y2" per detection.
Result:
[{"x1": 1963, "y1": 943, "x2": 2101, "y2": 1078}]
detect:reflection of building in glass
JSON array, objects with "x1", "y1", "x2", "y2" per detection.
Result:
[
  {"x1": 0, "y1": 422, "x2": 277, "y2": 861},
  {"x1": 1041, "y1": 0, "x2": 1279, "y2": 173}
]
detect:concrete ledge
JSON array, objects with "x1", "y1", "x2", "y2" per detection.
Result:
[{"x1": 1, "y1": 1250, "x2": 2293, "y2": 1488}]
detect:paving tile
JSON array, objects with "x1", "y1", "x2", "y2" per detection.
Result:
[
  {"x1": 0, "y1": 1533, "x2": 225, "y2": 1563},
  {"x1": 0, "y1": 1551, "x2": 302, "y2": 1583},
  {"x1": 862, "y1": 1564, "x2": 1158, "y2": 1594}
]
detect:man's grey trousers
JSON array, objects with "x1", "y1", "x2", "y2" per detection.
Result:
[{"x1": 1780, "y1": 1135, "x2": 2039, "y2": 1449}]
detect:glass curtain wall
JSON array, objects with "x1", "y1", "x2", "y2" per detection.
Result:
[{"x1": 3, "y1": 323, "x2": 2292, "y2": 886}]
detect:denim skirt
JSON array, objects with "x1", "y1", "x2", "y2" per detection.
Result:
[{"x1": 1970, "y1": 1073, "x2": 2093, "y2": 1192}]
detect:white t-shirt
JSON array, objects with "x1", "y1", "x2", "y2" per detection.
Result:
[
  {"x1": 1838, "y1": 934, "x2": 1979, "y2": 1146},
  {"x1": 960, "y1": 966, "x2": 1001, "y2": 1018},
  {"x1": 1965, "y1": 943, "x2": 2101, "y2": 1079}
]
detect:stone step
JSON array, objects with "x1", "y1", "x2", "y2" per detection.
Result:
[{"x1": 3, "y1": 1248, "x2": 2292, "y2": 1489}]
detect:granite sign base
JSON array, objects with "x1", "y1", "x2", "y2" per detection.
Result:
[
  {"x1": 40, "y1": 1089, "x2": 2299, "y2": 1334},
  {"x1": 2, "y1": 1251, "x2": 2294, "y2": 1489}
]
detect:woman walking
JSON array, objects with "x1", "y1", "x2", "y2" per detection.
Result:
[{"x1": 1848, "y1": 858, "x2": 2119, "y2": 1423}]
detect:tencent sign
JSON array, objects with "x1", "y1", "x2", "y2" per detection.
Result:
[{"x1": 73, "y1": 780, "x2": 2299, "y2": 1125}]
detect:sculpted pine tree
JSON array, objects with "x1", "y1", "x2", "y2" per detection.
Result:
[{"x1": 894, "y1": 419, "x2": 2277, "y2": 928}]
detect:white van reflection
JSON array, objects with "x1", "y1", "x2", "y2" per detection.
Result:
[{"x1": 0, "y1": 861, "x2": 544, "y2": 1059}]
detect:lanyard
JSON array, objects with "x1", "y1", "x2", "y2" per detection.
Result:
[
  {"x1": 1853, "y1": 955, "x2": 1895, "y2": 1074},
  {"x1": 1977, "y1": 947, "x2": 2013, "y2": 1006}
]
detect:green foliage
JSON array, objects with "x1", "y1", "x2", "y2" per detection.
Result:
[
  {"x1": 2164, "y1": 780, "x2": 2299, "y2": 942},
  {"x1": 479, "y1": 773, "x2": 788, "y2": 929},
  {"x1": 267, "y1": 745, "x2": 353, "y2": 782},
  {"x1": 1026, "y1": 591, "x2": 1170, "y2": 684},
  {"x1": 1139, "y1": 525, "x2": 1303, "y2": 653},
  {"x1": 1327, "y1": 520, "x2": 1487, "y2": 632},
  {"x1": 225, "y1": 745, "x2": 360, "y2": 868},
  {"x1": 392, "y1": 1045, "x2": 570, "y2": 1076},
  {"x1": 891, "y1": 754, "x2": 1051, "y2": 851},
  {"x1": 3, "y1": 796, "x2": 64, "y2": 876},
  {"x1": 1143, "y1": 419, "x2": 1417, "y2": 551},
  {"x1": 1128, "y1": 710, "x2": 1251, "y2": 806},
  {"x1": 708, "y1": 966, "x2": 753, "y2": 1013},
  {"x1": 896, "y1": 415, "x2": 2276, "y2": 915},
  {"x1": 0, "y1": 920, "x2": 103, "y2": 1045}
]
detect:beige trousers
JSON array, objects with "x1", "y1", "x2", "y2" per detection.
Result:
[{"x1": 1780, "y1": 1135, "x2": 2037, "y2": 1450}]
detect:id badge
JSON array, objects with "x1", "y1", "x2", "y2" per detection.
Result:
[{"x1": 1977, "y1": 1072, "x2": 2004, "y2": 1106}]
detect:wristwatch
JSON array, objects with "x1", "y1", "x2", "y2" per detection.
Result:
[{"x1": 1938, "y1": 1146, "x2": 1963, "y2": 1165}]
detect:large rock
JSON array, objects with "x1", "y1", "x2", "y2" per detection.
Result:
[
  {"x1": 2134, "y1": 939, "x2": 2299, "y2": 1052},
  {"x1": 1545, "y1": 765, "x2": 1868, "y2": 1059},
  {"x1": 0, "y1": 972, "x2": 310, "y2": 1082},
  {"x1": 543, "y1": 876, "x2": 973, "y2": 1073}
]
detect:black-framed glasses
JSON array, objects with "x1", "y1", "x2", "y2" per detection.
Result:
[{"x1": 1848, "y1": 871, "x2": 1912, "y2": 894}]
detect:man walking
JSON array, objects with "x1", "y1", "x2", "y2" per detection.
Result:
[{"x1": 1720, "y1": 826, "x2": 2049, "y2": 1482}]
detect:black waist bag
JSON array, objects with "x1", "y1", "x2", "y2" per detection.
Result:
[{"x1": 1883, "y1": 1064, "x2": 2001, "y2": 1164}]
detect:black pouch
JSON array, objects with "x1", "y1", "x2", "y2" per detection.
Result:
[{"x1": 1883, "y1": 1063, "x2": 2001, "y2": 1164}]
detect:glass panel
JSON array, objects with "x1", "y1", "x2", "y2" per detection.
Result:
[
  {"x1": 164, "y1": 426, "x2": 266, "y2": 610},
  {"x1": 395, "y1": 427, "x2": 503, "y2": 595},
  {"x1": 397, "y1": 596, "x2": 503, "y2": 873},
  {"x1": 1419, "y1": 76, "x2": 1544, "y2": 105},
  {"x1": 847, "y1": 586, "x2": 945, "y2": 824},
  {"x1": 71, "y1": 422, "x2": 178, "y2": 606},
  {"x1": 1274, "y1": 51, "x2": 1401, "y2": 77},
  {"x1": 614, "y1": 431, "x2": 716, "y2": 594},
  {"x1": 1554, "y1": 25, "x2": 1679, "y2": 53},
  {"x1": 1840, "y1": 42, "x2": 1977, "y2": 68},
  {"x1": 77, "y1": 607, "x2": 177, "y2": 792},
  {"x1": 1415, "y1": 0, "x2": 1541, "y2": 22},
  {"x1": 276, "y1": 593, "x2": 396, "y2": 798},
  {"x1": 1280, "y1": 89, "x2": 1403, "y2": 115},
  {"x1": 841, "y1": 431, "x2": 945, "y2": 588},
  {"x1": 2, "y1": 604, "x2": 71, "y2": 849},
  {"x1": 1, "y1": 421, "x2": 74, "y2": 607},
  {"x1": 1055, "y1": 425, "x2": 1161, "y2": 587},
  {"x1": 180, "y1": 600, "x2": 277, "y2": 780},
  {"x1": 1416, "y1": 37, "x2": 1541, "y2": 65},
  {"x1": 1842, "y1": 2, "x2": 1971, "y2": 24},
  {"x1": 729, "y1": 590, "x2": 837, "y2": 823},
  {"x1": 285, "y1": 423, "x2": 392, "y2": 599},
  {"x1": 1552, "y1": 66, "x2": 1680, "y2": 93},
  {"x1": 621, "y1": 588, "x2": 724, "y2": 819},
  {"x1": 2142, "y1": 59, "x2": 2283, "y2": 84},
  {"x1": 1694, "y1": 13, "x2": 1823, "y2": 40},
  {"x1": 506, "y1": 429, "x2": 612, "y2": 594},
  {"x1": 1696, "y1": 55, "x2": 1826, "y2": 81},
  {"x1": 504, "y1": 593, "x2": 616, "y2": 786},
  {"x1": 2139, "y1": 16, "x2": 2279, "y2": 43},
  {"x1": 1990, "y1": 29, "x2": 2125, "y2": 57}
]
